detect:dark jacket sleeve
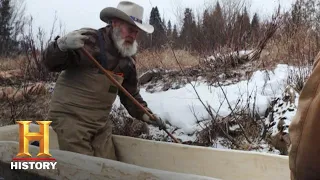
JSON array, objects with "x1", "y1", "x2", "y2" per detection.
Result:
[
  {"x1": 41, "y1": 30, "x2": 99, "y2": 72},
  {"x1": 41, "y1": 39, "x2": 81, "y2": 72},
  {"x1": 118, "y1": 57, "x2": 153, "y2": 120}
]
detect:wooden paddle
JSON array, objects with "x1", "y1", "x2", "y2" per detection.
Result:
[{"x1": 81, "y1": 47, "x2": 181, "y2": 144}]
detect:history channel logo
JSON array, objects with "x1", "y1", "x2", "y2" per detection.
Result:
[{"x1": 11, "y1": 121, "x2": 57, "y2": 170}]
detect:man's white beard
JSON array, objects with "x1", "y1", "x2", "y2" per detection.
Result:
[{"x1": 112, "y1": 27, "x2": 138, "y2": 57}]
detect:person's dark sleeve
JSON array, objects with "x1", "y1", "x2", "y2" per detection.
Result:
[
  {"x1": 41, "y1": 37, "x2": 81, "y2": 72},
  {"x1": 118, "y1": 58, "x2": 153, "y2": 120}
]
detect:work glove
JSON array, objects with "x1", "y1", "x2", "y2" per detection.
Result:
[
  {"x1": 57, "y1": 28, "x2": 96, "y2": 52},
  {"x1": 142, "y1": 113, "x2": 167, "y2": 130}
]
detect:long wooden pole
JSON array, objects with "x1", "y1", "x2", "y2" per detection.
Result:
[{"x1": 81, "y1": 47, "x2": 181, "y2": 144}]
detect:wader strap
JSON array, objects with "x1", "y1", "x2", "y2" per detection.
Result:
[{"x1": 97, "y1": 29, "x2": 107, "y2": 72}]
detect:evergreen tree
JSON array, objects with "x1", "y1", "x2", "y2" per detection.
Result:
[
  {"x1": 0, "y1": 0, "x2": 16, "y2": 56},
  {"x1": 234, "y1": 6, "x2": 251, "y2": 49},
  {"x1": 172, "y1": 24, "x2": 178, "y2": 48},
  {"x1": 167, "y1": 20, "x2": 172, "y2": 38},
  {"x1": 212, "y1": 2, "x2": 225, "y2": 48},
  {"x1": 137, "y1": 31, "x2": 149, "y2": 50},
  {"x1": 162, "y1": 17, "x2": 166, "y2": 30},
  {"x1": 251, "y1": 13, "x2": 259, "y2": 29},
  {"x1": 242, "y1": 7, "x2": 251, "y2": 33},
  {"x1": 250, "y1": 13, "x2": 260, "y2": 44},
  {"x1": 291, "y1": 0, "x2": 303, "y2": 26},
  {"x1": 202, "y1": 9, "x2": 210, "y2": 37},
  {"x1": 179, "y1": 8, "x2": 197, "y2": 49},
  {"x1": 149, "y1": 6, "x2": 166, "y2": 48}
]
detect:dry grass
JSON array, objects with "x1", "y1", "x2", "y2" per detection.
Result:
[
  {"x1": 135, "y1": 48, "x2": 200, "y2": 73},
  {"x1": 1, "y1": 48, "x2": 201, "y2": 74},
  {"x1": 0, "y1": 56, "x2": 26, "y2": 71}
]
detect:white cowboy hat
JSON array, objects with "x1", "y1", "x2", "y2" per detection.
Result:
[{"x1": 100, "y1": 1, "x2": 154, "y2": 34}]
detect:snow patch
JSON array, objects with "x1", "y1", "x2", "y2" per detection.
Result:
[{"x1": 138, "y1": 64, "x2": 296, "y2": 135}]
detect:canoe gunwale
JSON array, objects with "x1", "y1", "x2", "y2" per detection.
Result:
[{"x1": 0, "y1": 123, "x2": 290, "y2": 180}]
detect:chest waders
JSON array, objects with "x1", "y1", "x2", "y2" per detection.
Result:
[{"x1": 48, "y1": 29, "x2": 123, "y2": 160}]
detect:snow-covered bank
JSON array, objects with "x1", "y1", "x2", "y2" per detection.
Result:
[
  {"x1": 113, "y1": 63, "x2": 311, "y2": 154},
  {"x1": 133, "y1": 64, "x2": 298, "y2": 132}
]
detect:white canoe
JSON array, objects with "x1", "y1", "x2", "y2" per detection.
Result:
[{"x1": 0, "y1": 124, "x2": 290, "y2": 180}]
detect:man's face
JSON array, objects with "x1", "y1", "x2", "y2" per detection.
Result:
[
  {"x1": 112, "y1": 19, "x2": 139, "y2": 45},
  {"x1": 111, "y1": 18, "x2": 140, "y2": 57}
]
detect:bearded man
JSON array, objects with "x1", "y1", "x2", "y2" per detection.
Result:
[{"x1": 41, "y1": 1, "x2": 166, "y2": 160}]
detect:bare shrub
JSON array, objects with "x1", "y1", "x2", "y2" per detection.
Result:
[
  {"x1": 286, "y1": 65, "x2": 312, "y2": 93},
  {"x1": 192, "y1": 82, "x2": 265, "y2": 150},
  {"x1": 0, "y1": 13, "x2": 64, "y2": 125},
  {"x1": 0, "y1": 86, "x2": 51, "y2": 126},
  {"x1": 265, "y1": 0, "x2": 320, "y2": 68},
  {"x1": 19, "y1": 15, "x2": 63, "y2": 82}
]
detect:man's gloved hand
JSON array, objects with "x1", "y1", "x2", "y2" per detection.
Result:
[
  {"x1": 142, "y1": 113, "x2": 167, "y2": 130},
  {"x1": 57, "y1": 28, "x2": 96, "y2": 52}
]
